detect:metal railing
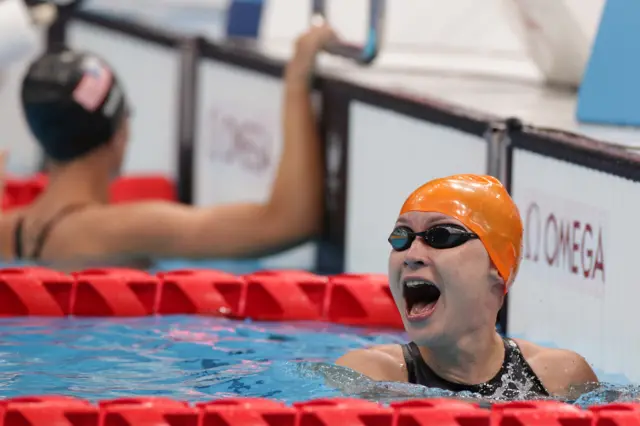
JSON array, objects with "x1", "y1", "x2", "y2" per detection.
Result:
[{"x1": 311, "y1": 0, "x2": 385, "y2": 65}]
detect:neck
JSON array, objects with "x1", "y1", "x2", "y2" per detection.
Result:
[
  {"x1": 45, "y1": 157, "x2": 112, "y2": 205},
  {"x1": 418, "y1": 326, "x2": 505, "y2": 385}
]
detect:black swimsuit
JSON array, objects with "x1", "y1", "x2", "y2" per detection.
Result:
[{"x1": 401, "y1": 338, "x2": 549, "y2": 399}]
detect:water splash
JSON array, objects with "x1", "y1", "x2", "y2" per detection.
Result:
[
  {"x1": 573, "y1": 383, "x2": 640, "y2": 407},
  {"x1": 292, "y1": 361, "x2": 640, "y2": 406}
]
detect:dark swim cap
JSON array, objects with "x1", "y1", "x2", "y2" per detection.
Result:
[{"x1": 21, "y1": 49, "x2": 128, "y2": 162}]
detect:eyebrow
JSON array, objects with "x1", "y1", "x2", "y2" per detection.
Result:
[
  {"x1": 395, "y1": 217, "x2": 410, "y2": 226},
  {"x1": 395, "y1": 215, "x2": 466, "y2": 229}
]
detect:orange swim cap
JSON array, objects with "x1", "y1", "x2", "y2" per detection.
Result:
[{"x1": 400, "y1": 174, "x2": 523, "y2": 290}]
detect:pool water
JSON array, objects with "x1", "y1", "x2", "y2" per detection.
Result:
[
  {"x1": 0, "y1": 316, "x2": 406, "y2": 404},
  {"x1": 0, "y1": 259, "x2": 637, "y2": 407},
  {"x1": 0, "y1": 315, "x2": 638, "y2": 407}
]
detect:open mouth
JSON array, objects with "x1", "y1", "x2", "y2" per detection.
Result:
[{"x1": 403, "y1": 279, "x2": 441, "y2": 321}]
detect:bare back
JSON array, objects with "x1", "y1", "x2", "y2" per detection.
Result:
[
  {"x1": 0, "y1": 201, "x2": 156, "y2": 270},
  {"x1": 0, "y1": 191, "x2": 315, "y2": 270}
]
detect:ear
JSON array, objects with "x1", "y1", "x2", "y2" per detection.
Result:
[
  {"x1": 488, "y1": 265, "x2": 502, "y2": 283},
  {"x1": 489, "y1": 265, "x2": 507, "y2": 295}
]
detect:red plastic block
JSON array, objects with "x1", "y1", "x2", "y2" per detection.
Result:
[
  {"x1": 590, "y1": 404, "x2": 640, "y2": 426},
  {"x1": 325, "y1": 274, "x2": 402, "y2": 328},
  {"x1": 72, "y1": 269, "x2": 160, "y2": 316},
  {"x1": 0, "y1": 266, "x2": 67, "y2": 277},
  {"x1": 156, "y1": 270, "x2": 245, "y2": 316},
  {"x1": 250, "y1": 270, "x2": 321, "y2": 279},
  {"x1": 199, "y1": 398, "x2": 296, "y2": 426},
  {"x1": 593, "y1": 411, "x2": 640, "y2": 426},
  {"x1": 391, "y1": 398, "x2": 481, "y2": 410},
  {"x1": 392, "y1": 398, "x2": 488, "y2": 426},
  {"x1": 396, "y1": 407, "x2": 490, "y2": 426},
  {"x1": 294, "y1": 398, "x2": 385, "y2": 410},
  {"x1": 295, "y1": 398, "x2": 393, "y2": 426},
  {"x1": 109, "y1": 175, "x2": 177, "y2": 203},
  {"x1": 0, "y1": 269, "x2": 74, "y2": 316},
  {"x1": 590, "y1": 404, "x2": 640, "y2": 412},
  {"x1": 496, "y1": 409, "x2": 593, "y2": 426},
  {"x1": 22, "y1": 174, "x2": 47, "y2": 203},
  {"x1": 101, "y1": 401, "x2": 197, "y2": 426},
  {"x1": 73, "y1": 268, "x2": 153, "y2": 278},
  {"x1": 4, "y1": 400, "x2": 98, "y2": 426},
  {"x1": 4, "y1": 176, "x2": 46, "y2": 209},
  {"x1": 99, "y1": 398, "x2": 189, "y2": 408},
  {"x1": 196, "y1": 397, "x2": 286, "y2": 409},
  {"x1": 492, "y1": 401, "x2": 582, "y2": 412},
  {"x1": 6, "y1": 396, "x2": 90, "y2": 406},
  {"x1": 242, "y1": 271, "x2": 329, "y2": 321}
]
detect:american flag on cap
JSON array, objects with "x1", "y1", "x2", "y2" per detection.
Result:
[{"x1": 72, "y1": 57, "x2": 113, "y2": 112}]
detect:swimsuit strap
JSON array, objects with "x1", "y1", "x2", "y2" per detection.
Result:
[{"x1": 14, "y1": 203, "x2": 89, "y2": 260}]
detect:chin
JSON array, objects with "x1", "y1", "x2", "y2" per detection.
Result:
[{"x1": 404, "y1": 320, "x2": 446, "y2": 346}]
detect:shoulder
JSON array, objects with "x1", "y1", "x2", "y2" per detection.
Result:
[
  {"x1": 512, "y1": 338, "x2": 599, "y2": 398},
  {"x1": 335, "y1": 344, "x2": 407, "y2": 382},
  {"x1": 41, "y1": 201, "x2": 187, "y2": 260}
]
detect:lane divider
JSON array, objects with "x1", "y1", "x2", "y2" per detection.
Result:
[
  {"x1": 0, "y1": 266, "x2": 402, "y2": 328},
  {"x1": 0, "y1": 396, "x2": 631, "y2": 424}
]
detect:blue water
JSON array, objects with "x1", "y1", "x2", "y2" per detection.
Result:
[
  {"x1": 0, "y1": 315, "x2": 638, "y2": 407},
  {"x1": 0, "y1": 316, "x2": 409, "y2": 403}
]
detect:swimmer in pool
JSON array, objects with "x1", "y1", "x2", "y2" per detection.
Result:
[
  {"x1": 0, "y1": 24, "x2": 335, "y2": 267},
  {"x1": 336, "y1": 174, "x2": 599, "y2": 400}
]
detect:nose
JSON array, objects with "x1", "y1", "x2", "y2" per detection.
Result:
[{"x1": 403, "y1": 237, "x2": 431, "y2": 270}]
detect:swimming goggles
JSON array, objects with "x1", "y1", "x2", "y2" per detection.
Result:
[{"x1": 388, "y1": 224, "x2": 479, "y2": 251}]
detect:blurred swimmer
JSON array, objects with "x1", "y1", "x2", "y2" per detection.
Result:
[
  {"x1": 337, "y1": 175, "x2": 598, "y2": 400},
  {"x1": 0, "y1": 24, "x2": 335, "y2": 267}
]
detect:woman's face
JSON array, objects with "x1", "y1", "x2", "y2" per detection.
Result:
[{"x1": 388, "y1": 211, "x2": 504, "y2": 347}]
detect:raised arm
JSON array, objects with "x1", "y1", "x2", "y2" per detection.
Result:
[{"x1": 86, "y1": 24, "x2": 336, "y2": 260}]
